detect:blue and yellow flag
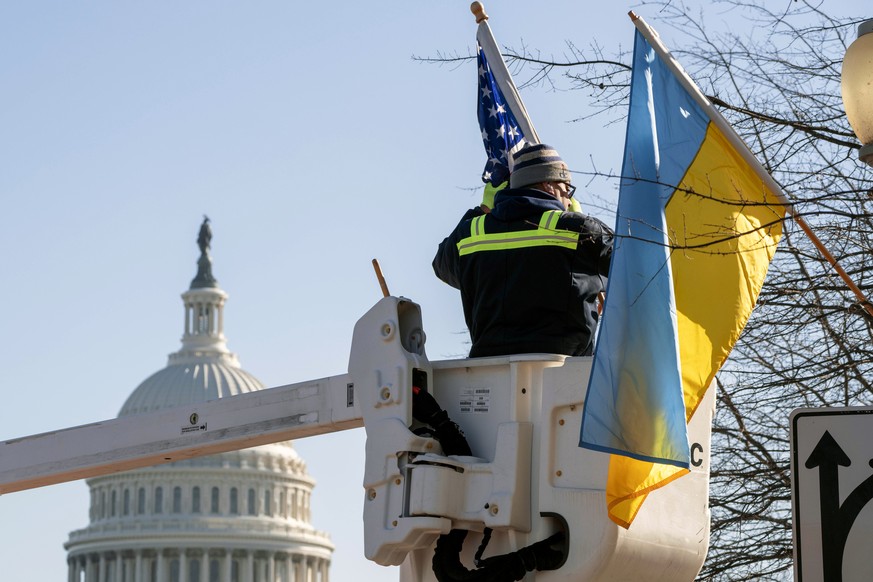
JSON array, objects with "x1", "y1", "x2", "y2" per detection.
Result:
[{"x1": 579, "y1": 26, "x2": 786, "y2": 528}]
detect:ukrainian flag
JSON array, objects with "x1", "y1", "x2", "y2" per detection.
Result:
[{"x1": 579, "y1": 24, "x2": 785, "y2": 528}]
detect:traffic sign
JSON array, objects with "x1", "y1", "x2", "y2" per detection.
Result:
[{"x1": 791, "y1": 407, "x2": 873, "y2": 581}]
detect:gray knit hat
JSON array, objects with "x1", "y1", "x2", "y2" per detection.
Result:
[{"x1": 509, "y1": 144, "x2": 571, "y2": 189}]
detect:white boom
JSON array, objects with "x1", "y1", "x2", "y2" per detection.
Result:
[{"x1": 0, "y1": 374, "x2": 361, "y2": 495}]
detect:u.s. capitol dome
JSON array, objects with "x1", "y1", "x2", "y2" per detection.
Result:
[{"x1": 65, "y1": 220, "x2": 333, "y2": 582}]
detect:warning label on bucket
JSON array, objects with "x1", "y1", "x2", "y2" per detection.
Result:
[{"x1": 459, "y1": 388, "x2": 491, "y2": 414}]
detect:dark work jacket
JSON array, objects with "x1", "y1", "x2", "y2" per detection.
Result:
[{"x1": 432, "y1": 187, "x2": 613, "y2": 358}]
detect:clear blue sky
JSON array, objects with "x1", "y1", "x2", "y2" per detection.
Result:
[{"x1": 0, "y1": 2, "x2": 865, "y2": 581}]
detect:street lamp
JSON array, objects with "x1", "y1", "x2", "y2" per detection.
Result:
[{"x1": 842, "y1": 19, "x2": 873, "y2": 166}]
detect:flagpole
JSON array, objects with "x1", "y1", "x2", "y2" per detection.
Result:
[
  {"x1": 630, "y1": 11, "x2": 873, "y2": 319},
  {"x1": 471, "y1": 2, "x2": 540, "y2": 144}
]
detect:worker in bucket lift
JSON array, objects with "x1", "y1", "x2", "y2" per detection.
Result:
[
  {"x1": 421, "y1": 143, "x2": 604, "y2": 581},
  {"x1": 433, "y1": 143, "x2": 613, "y2": 358}
]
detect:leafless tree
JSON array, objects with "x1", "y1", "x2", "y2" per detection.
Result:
[{"x1": 424, "y1": 1, "x2": 872, "y2": 579}]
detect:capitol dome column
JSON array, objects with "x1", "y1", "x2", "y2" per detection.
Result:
[
  {"x1": 179, "y1": 550, "x2": 188, "y2": 582},
  {"x1": 267, "y1": 553, "x2": 276, "y2": 582},
  {"x1": 223, "y1": 549, "x2": 232, "y2": 582},
  {"x1": 156, "y1": 550, "x2": 166, "y2": 582},
  {"x1": 320, "y1": 557, "x2": 329, "y2": 582},
  {"x1": 294, "y1": 557, "x2": 304, "y2": 582},
  {"x1": 245, "y1": 550, "x2": 254, "y2": 582}
]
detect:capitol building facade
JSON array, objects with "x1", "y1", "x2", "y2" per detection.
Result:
[{"x1": 64, "y1": 221, "x2": 333, "y2": 582}]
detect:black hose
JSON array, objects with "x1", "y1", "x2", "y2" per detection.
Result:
[
  {"x1": 412, "y1": 386, "x2": 472, "y2": 457},
  {"x1": 433, "y1": 529, "x2": 567, "y2": 582}
]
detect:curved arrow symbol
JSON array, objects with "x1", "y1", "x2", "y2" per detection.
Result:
[{"x1": 805, "y1": 430, "x2": 873, "y2": 581}]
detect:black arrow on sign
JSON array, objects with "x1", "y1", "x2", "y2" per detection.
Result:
[{"x1": 805, "y1": 430, "x2": 873, "y2": 581}]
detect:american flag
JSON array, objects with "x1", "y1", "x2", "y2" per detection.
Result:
[{"x1": 477, "y1": 43, "x2": 527, "y2": 186}]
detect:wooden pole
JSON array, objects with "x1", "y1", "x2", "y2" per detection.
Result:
[{"x1": 372, "y1": 258, "x2": 390, "y2": 298}]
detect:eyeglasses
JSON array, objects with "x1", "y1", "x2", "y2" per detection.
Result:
[{"x1": 564, "y1": 183, "x2": 577, "y2": 199}]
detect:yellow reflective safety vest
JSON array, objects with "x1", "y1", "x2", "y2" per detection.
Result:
[
  {"x1": 457, "y1": 210, "x2": 579, "y2": 256},
  {"x1": 433, "y1": 190, "x2": 613, "y2": 359}
]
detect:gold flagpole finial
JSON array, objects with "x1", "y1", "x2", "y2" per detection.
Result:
[{"x1": 471, "y1": 2, "x2": 488, "y2": 23}]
